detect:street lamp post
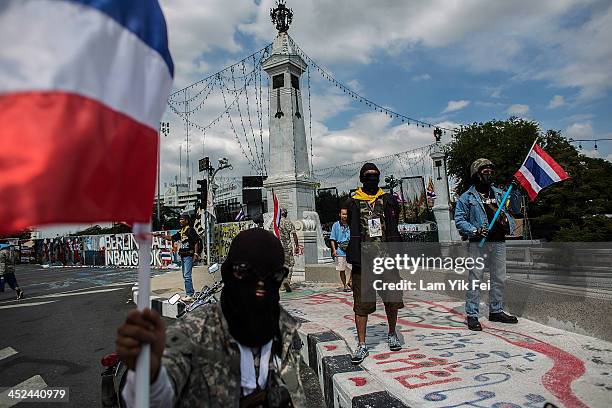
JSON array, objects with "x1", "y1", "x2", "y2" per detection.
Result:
[{"x1": 158, "y1": 122, "x2": 169, "y2": 230}]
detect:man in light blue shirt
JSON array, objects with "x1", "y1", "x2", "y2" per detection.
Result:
[{"x1": 330, "y1": 208, "x2": 352, "y2": 291}]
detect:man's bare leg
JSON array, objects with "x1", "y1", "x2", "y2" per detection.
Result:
[
  {"x1": 351, "y1": 313, "x2": 370, "y2": 364},
  {"x1": 385, "y1": 306, "x2": 398, "y2": 334},
  {"x1": 385, "y1": 306, "x2": 402, "y2": 351},
  {"x1": 340, "y1": 270, "x2": 347, "y2": 288},
  {"x1": 355, "y1": 314, "x2": 368, "y2": 344}
]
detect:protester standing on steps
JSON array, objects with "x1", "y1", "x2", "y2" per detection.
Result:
[
  {"x1": 0, "y1": 242, "x2": 24, "y2": 300},
  {"x1": 346, "y1": 163, "x2": 404, "y2": 365},
  {"x1": 330, "y1": 207, "x2": 352, "y2": 292},
  {"x1": 454, "y1": 158, "x2": 519, "y2": 331},
  {"x1": 154, "y1": 213, "x2": 202, "y2": 302}
]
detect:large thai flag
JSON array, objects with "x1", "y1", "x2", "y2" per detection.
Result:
[
  {"x1": 514, "y1": 143, "x2": 569, "y2": 201},
  {"x1": 272, "y1": 191, "x2": 281, "y2": 239},
  {"x1": 0, "y1": 0, "x2": 173, "y2": 234}
]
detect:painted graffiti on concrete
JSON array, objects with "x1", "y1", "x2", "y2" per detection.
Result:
[{"x1": 281, "y1": 290, "x2": 611, "y2": 407}]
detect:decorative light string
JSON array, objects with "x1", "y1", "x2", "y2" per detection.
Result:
[
  {"x1": 287, "y1": 35, "x2": 459, "y2": 135},
  {"x1": 168, "y1": 43, "x2": 273, "y2": 101}
]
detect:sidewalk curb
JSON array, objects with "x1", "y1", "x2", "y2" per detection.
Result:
[
  {"x1": 130, "y1": 286, "x2": 406, "y2": 407},
  {"x1": 296, "y1": 320, "x2": 408, "y2": 408}
]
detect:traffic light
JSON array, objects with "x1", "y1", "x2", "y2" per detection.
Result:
[{"x1": 196, "y1": 179, "x2": 207, "y2": 210}]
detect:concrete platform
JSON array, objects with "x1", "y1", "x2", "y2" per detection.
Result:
[
  {"x1": 304, "y1": 264, "x2": 612, "y2": 342},
  {"x1": 280, "y1": 283, "x2": 612, "y2": 408}
]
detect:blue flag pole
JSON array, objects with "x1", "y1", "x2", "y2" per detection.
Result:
[
  {"x1": 478, "y1": 184, "x2": 513, "y2": 248},
  {"x1": 478, "y1": 137, "x2": 538, "y2": 248}
]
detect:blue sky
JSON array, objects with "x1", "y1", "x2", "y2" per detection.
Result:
[{"x1": 158, "y1": 0, "x2": 612, "y2": 186}]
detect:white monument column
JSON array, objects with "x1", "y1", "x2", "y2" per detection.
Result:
[
  {"x1": 262, "y1": 2, "x2": 332, "y2": 277},
  {"x1": 430, "y1": 142, "x2": 460, "y2": 242},
  {"x1": 262, "y1": 32, "x2": 317, "y2": 220}
]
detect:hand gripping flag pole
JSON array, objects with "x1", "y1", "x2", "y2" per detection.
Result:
[
  {"x1": 133, "y1": 222, "x2": 152, "y2": 408},
  {"x1": 478, "y1": 138, "x2": 538, "y2": 248}
]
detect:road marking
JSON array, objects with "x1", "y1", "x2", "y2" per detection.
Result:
[
  {"x1": 0, "y1": 347, "x2": 17, "y2": 361},
  {"x1": 0, "y1": 287, "x2": 124, "y2": 306},
  {"x1": 0, "y1": 375, "x2": 48, "y2": 407},
  {"x1": 36, "y1": 287, "x2": 123, "y2": 299},
  {"x1": 0, "y1": 301, "x2": 58, "y2": 310}
]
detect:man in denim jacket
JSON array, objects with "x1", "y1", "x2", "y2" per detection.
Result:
[{"x1": 454, "y1": 158, "x2": 519, "y2": 331}]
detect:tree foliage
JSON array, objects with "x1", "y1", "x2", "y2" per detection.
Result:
[{"x1": 446, "y1": 118, "x2": 612, "y2": 241}]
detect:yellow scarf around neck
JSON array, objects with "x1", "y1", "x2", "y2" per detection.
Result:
[{"x1": 353, "y1": 187, "x2": 385, "y2": 203}]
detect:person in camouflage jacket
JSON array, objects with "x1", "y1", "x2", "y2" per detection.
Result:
[{"x1": 117, "y1": 229, "x2": 306, "y2": 408}]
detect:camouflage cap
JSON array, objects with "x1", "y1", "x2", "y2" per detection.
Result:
[{"x1": 470, "y1": 158, "x2": 493, "y2": 178}]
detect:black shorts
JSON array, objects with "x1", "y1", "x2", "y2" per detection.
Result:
[{"x1": 351, "y1": 264, "x2": 404, "y2": 316}]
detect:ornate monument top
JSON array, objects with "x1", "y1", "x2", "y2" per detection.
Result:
[{"x1": 270, "y1": 0, "x2": 293, "y2": 33}]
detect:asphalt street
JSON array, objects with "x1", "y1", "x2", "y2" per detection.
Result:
[{"x1": 0, "y1": 265, "x2": 143, "y2": 407}]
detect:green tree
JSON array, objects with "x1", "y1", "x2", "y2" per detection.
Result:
[{"x1": 446, "y1": 118, "x2": 612, "y2": 241}]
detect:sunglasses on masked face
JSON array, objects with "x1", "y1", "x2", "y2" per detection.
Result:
[
  {"x1": 232, "y1": 262, "x2": 289, "y2": 284},
  {"x1": 480, "y1": 167, "x2": 494, "y2": 175}
]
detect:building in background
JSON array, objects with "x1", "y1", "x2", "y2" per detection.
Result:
[{"x1": 156, "y1": 177, "x2": 267, "y2": 223}]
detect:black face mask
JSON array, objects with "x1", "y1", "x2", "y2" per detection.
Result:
[
  {"x1": 361, "y1": 174, "x2": 380, "y2": 194},
  {"x1": 476, "y1": 170, "x2": 493, "y2": 191},
  {"x1": 221, "y1": 262, "x2": 286, "y2": 347}
]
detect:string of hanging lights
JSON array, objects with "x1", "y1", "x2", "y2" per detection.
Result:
[{"x1": 286, "y1": 35, "x2": 459, "y2": 136}]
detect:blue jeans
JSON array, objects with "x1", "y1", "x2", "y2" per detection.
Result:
[
  {"x1": 181, "y1": 256, "x2": 194, "y2": 296},
  {"x1": 465, "y1": 243, "x2": 506, "y2": 317}
]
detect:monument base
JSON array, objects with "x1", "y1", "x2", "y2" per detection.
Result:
[{"x1": 263, "y1": 211, "x2": 332, "y2": 283}]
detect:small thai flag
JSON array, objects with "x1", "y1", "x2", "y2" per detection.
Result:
[
  {"x1": 272, "y1": 191, "x2": 281, "y2": 239},
  {"x1": 160, "y1": 251, "x2": 172, "y2": 262},
  {"x1": 235, "y1": 208, "x2": 245, "y2": 221},
  {"x1": 514, "y1": 143, "x2": 570, "y2": 201}
]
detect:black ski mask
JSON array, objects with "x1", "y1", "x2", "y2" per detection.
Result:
[
  {"x1": 221, "y1": 229, "x2": 287, "y2": 348},
  {"x1": 476, "y1": 167, "x2": 494, "y2": 191},
  {"x1": 359, "y1": 162, "x2": 380, "y2": 194}
]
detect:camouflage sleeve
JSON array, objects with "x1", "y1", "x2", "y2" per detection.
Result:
[
  {"x1": 280, "y1": 331, "x2": 307, "y2": 407},
  {"x1": 161, "y1": 321, "x2": 193, "y2": 404}
]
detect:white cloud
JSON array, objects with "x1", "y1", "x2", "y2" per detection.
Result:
[
  {"x1": 412, "y1": 73, "x2": 432, "y2": 82},
  {"x1": 345, "y1": 79, "x2": 364, "y2": 93},
  {"x1": 160, "y1": 0, "x2": 258, "y2": 87},
  {"x1": 443, "y1": 100, "x2": 471, "y2": 113},
  {"x1": 159, "y1": 0, "x2": 612, "y2": 104},
  {"x1": 489, "y1": 87, "x2": 503, "y2": 98},
  {"x1": 548, "y1": 95, "x2": 565, "y2": 109},
  {"x1": 566, "y1": 122, "x2": 594, "y2": 139},
  {"x1": 507, "y1": 104, "x2": 529, "y2": 115}
]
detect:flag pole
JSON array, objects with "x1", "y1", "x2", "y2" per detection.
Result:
[
  {"x1": 478, "y1": 137, "x2": 538, "y2": 248},
  {"x1": 133, "y1": 222, "x2": 152, "y2": 408}
]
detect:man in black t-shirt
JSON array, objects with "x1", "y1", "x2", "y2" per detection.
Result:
[{"x1": 154, "y1": 213, "x2": 202, "y2": 301}]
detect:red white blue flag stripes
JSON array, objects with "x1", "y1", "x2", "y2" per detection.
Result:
[
  {"x1": 514, "y1": 143, "x2": 570, "y2": 201},
  {"x1": 0, "y1": 0, "x2": 173, "y2": 234},
  {"x1": 272, "y1": 191, "x2": 281, "y2": 239}
]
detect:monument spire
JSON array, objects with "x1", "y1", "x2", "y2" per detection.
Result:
[{"x1": 270, "y1": 0, "x2": 293, "y2": 33}]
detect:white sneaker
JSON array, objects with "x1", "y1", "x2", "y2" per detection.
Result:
[{"x1": 180, "y1": 295, "x2": 194, "y2": 302}]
